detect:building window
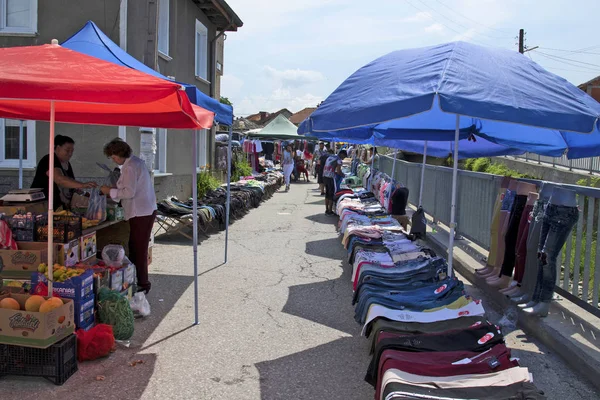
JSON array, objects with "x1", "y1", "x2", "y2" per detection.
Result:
[
  {"x1": 0, "y1": 119, "x2": 36, "y2": 168},
  {"x1": 195, "y1": 19, "x2": 208, "y2": 81},
  {"x1": 154, "y1": 128, "x2": 167, "y2": 173},
  {"x1": 0, "y1": 0, "x2": 37, "y2": 35},
  {"x1": 158, "y1": 0, "x2": 169, "y2": 57},
  {"x1": 197, "y1": 129, "x2": 208, "y2": 169}
]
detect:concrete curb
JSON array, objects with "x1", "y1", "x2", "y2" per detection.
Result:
[{"x1": 425, "y1": 234, "x2": 600, "y2": 392}]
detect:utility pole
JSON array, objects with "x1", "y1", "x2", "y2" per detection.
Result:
[{"x1": 518, "y1": 29, "x2": 524, "y2": 54}]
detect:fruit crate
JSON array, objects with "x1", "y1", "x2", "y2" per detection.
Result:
[
  {"x1": 7, "y1": 212, "x2": 41, "y2": 241},
  {"x1": 0, "y1": 333, "x2": 78, "y2": 385},
  {"x1": 36, "y1": 214, "x2": 82, "y2": 243}
]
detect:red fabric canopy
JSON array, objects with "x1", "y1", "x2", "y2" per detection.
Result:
[{"x1": 0, "y1": 44, "x2": 214, "y2": 129}]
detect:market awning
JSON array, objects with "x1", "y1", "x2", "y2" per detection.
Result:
[
  {"x1": 0, "y1": 43, "x2": 214, "y2": 129},
  {"x1": 62, "y1": 21, "x2": 233, "y2": 126},
  {"x1": 247, "y1": 114, "x2": 318, "y2": 140}
]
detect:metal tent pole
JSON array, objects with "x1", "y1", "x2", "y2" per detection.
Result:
[
  {"x1": 391, "y1": 150, "x2": 398, "y2": 179},
  {"x1": 447, "y1": 116, "x2": 460, "y2": 278},
  {"x1": 192, "y1": 130, "x2": 199, "y2": 325},
  {"x1": 225, "y1": 126, "x2": 232, "y2": 263},
  {"x1": 18, "y1": 120, "x2": 24, "y2": 189},
  {"x1": 47, "y1": 102, "x2": 55, "y2": 295},
  {"x1": 419, "y1": 141, "x2": 428, "y2": 207}
]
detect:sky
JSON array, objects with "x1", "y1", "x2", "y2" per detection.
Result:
[{"x1": 221, "y1": 0, "x2": 600, "y2": 117}]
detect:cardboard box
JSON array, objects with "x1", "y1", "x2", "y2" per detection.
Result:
[
  {"x1": 109, "y1": 268, "x2": 123, "y2": 292},
  {"x1": 0, "y1": 201, "x2": 48, "y2": 216},
  {"x1": 0, "y1": 242, "x2": 48, "y2": 279},
  {"x1": 107, "y1": 206, "x2": 125, "y2": 222},
  {"x1": 79, "y1": 232, "x2": 97, "y2": 261},
  {"x1": 55, "y1": 239, "x2": 79, "y2": 267},
  {"x1": 74, "y1": 295, "x2": 95, "y2": 329},
  {"x1": 0, "y1": 293, "x2": 75, "y2": 348},
  {"x1": 30, "y1": 269, "x2": 94, "y2": 302},
  {"x1": 68, "y1": 264, "x2": 109, "y2": 295}
]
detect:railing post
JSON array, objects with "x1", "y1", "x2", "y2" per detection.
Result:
[
  {"x1": 590, "y1": 157, "x2": 594, "y2": 175},
  {"x1": 538, "y1": 154, "x2": 541, "y2": 165},
  {"x1": 569, "y1": 158, "x2": 573, "y2": 171},
  {"x1": 552, "y1": 157, "x2": 555, "y2": 168}
]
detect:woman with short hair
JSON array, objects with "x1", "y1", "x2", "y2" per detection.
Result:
[{"x1": 100, "y1": 138, "x2": 157, "y2": 294}]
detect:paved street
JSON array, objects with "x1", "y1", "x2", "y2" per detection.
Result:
[{"x1": 4, "y1": 182, "x2": 599, "y2": 399}]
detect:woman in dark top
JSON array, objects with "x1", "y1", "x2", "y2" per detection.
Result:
[{"x1": 31, "y1": 135, "x2": 97, "y2": 210}]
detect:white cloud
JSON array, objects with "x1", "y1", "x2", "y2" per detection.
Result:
[
  {"x1": 425, "y1": 23, "x2": 444, "y2": 34},
  {"x1": 264, "y1": 66, "x2": 324, "y2": 87},
  {"x1": 235, "y1": 89, "x2": 322, "y2": 116},
  {"x1": 221, "y1": 74, "x2": 244, "y2": 99},
  {"x1": 402, "y1": 12, "x2": 431, "y2": 23}
]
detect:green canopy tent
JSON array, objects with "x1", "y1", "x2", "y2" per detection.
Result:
[{"x1": 246, "y1": 114, "x2": 318, "y2": 141}]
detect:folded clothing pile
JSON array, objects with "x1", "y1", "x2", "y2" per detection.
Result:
[{"x1": 331, "y1": 168, "x2": 547, "y2": 400}]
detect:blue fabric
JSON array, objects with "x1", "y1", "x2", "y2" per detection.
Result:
[
  {"x1": 299, "y1": 41, "x2": 600, "y2": 158},
  {"x1": 376, "y1": 136, "x2": 525, "y2": 159},
  {"x1": 309, "y1": 41, "x2": 600, "y2": 134},
  {"x1": 62, "y1": 21, "x2": 233, "y2": 126}
]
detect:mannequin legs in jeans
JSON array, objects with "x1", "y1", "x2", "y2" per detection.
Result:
[{"x1": 522, "y1": 203, "x2": 578, "y2": 316}]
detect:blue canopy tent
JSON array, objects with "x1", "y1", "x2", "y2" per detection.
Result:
[
  {"x1": 301, "y1": 41, "x2": 600, "y2": 276},
  {"x1": 62, "y1": 21, "x2": 236, "y2": 324}
]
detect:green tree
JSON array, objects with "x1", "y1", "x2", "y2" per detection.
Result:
[{"x1": 220, "y1": 97, "x2": 233, "y2": 107}]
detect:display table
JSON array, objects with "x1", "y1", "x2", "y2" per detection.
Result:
[{"x1": 84, "y1": 220, "x2": 130, "y2": 258}]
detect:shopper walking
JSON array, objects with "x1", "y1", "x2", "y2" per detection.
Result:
[
  {"x1": 313, "y1": 142, "x2": 328, "y2": 194},
  {"x1": 282, "y1": 144, "x2": 294, "y2": 192},
  {"x1": 323, "y1": 149, "x2": 347, "y2": 215}
]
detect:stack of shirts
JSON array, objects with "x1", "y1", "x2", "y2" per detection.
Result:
[
  {"x1": 333, "y1": 171, "x2": 547, "y2": 400},
  {"x1": 157, "y1": 171, "x2": 284, "y2": 225}
]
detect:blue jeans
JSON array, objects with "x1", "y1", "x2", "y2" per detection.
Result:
[
  {"x1": 501, "y1": 189, "x2": 516, "y2": 211},
  {"x1": 533, "y1": 204, "x2": 579, "y2": 302}
]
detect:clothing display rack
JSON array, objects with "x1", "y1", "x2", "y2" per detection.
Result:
[{"x1": 332, "y1": 162, "x2": 547, "y2": 400}]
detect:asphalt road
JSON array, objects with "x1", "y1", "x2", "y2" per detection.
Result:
[{"x1": 3, "y1": 181, "x2": 598, "y2": 399}]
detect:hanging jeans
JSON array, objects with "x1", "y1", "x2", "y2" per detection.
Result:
[
  {"x1": 500, "y1": 195, "x2": 527, "y2": 277},
  {"x1": 519, "y1": 200, "x2": 546, "y2": 298},
  {"x1": 533, "y1": 204, "x2": 579, "y2": 302},
  {"x1": 514, "y1": 204, "x2": 534, "y2": 282},
  {"x1": 283, "y1": 163, "x2": 293, "y2": 186}
]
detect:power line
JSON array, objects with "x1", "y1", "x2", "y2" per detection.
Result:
[
  {"x1": 404, "y1": 0, "x2": 496, "y2": 47},
  {"x1": 532, "y1": 51, "x2": 600, "y2": 72},
  {"x1": 413, "y1": 0, "x2": 510, "y2": 41},
  {"x1": 534, "y1": 51, "x2": 600, "y2": 68},
  {"x1": 529, "y1": 52, "x2": 596, "y2": 73},
  {"x1": 434, "y1": 0, "x2": 513, "y2": 36},
  {"x1": 539, "y1": 47, "x2": 600, "y2": 56}
]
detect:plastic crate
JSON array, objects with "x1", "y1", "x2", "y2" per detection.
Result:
[
  {"x1": 7, "y1": 212, "x2": 41, "y2": 241},
  {"x1": 36, "y1": 214, "x2": 82, "y2": 243},
  {"x1": 0, "y1": 333, "x2": 78, "y2": 385}
]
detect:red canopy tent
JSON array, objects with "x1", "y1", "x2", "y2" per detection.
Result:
[{"x1": 0, "y1": 43, "x2": 214, "y2": 324}]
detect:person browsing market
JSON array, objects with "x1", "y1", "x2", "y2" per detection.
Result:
[{"x1": 100, "y1": 138, "x2": 157, "y2": 294}]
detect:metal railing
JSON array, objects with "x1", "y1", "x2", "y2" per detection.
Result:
[
  {"x1": 379, "y1": 155, "x2": 600, "y2": 311},
  {"x1": 509, "y1": 153, "x2": 600, "y2": 174}
]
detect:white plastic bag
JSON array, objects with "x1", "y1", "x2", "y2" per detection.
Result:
[
  {"x1": 129, "y1": 292, "x2": 151, "y2": 317},
  {"x1": 101, "y1": 244, "x2": 126, "y2": 267},
  {"x1": 85, "y1": 189, "x2": 107, "y2": 222}
]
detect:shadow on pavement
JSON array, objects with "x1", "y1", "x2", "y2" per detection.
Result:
[
  {"x1": 282, "y1": 261, "x2": 355, "y2": 334},
  {"x1": 255, "y1": 337, "x2": 373, "y2": 400},
  {"x1": 1, "y1": 273, "x2": 193, "y2": 396},
  {"x1": 304, "y1": 213, "x2": 338, "y2": 225},
  {"x1": 305, "y1": 237, "x2": 347, "y2": 259}
]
